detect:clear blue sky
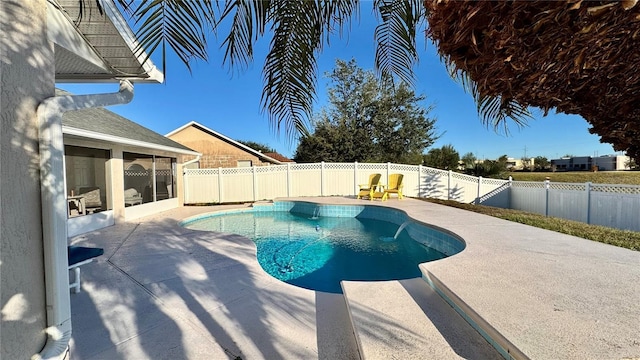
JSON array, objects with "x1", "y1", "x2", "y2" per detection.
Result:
[{"x1": 59, "y1": 10, "x2": 618, "y2": 161}]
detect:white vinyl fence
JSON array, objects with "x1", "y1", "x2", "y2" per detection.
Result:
[
  {"x1": 509, "y1": 181, "x2": 640, "y2": 231},
  {"x1": 184, "y1": 162, "x2": 498, "y2": 205},
  {"x1": 184, "y1": 162, "x2": 640, "y2": 231}
]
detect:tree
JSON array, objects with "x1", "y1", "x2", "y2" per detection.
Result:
[
  {"x1": 294, "y1": 59, "x2": 438, "y2": 164},
  {"x1": 423, "y1": 144, "x2": 460, "y2": 170},
  {"x1": 237, "y1": 140, "x2": 275, "y2": 154},
  {"x1": 97, "y1": 0, "x2": 529, "y2": 143},
  {"x1": 83, "y1": 1, "x2": 640, "y2": 162},
  {"x1": 466, "y1": 155, "x2": 509, "y2": 178},
  {"x1": 460, "y1": 152, "x2": 477, "y2": 170},
  {"x1": 534, "y1": 156, "x2": 549, "y2": 171}
]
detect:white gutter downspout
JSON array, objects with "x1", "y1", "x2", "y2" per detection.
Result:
[
  {"x1": 34, "y1": 80, "x2": 134, "y2": 360},
  {"x1": 182, "y1": 154, "x2": 202, "y2": 169}
]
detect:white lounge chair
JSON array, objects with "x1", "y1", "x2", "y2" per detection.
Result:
[{"x1": 124, "y1": 188, "x2": 143, "y2": 206}]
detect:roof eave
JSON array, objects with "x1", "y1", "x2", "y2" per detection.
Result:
[
  {"x1": 63, "y1": 126, "x2": 201, "y2": 157},
  {"x1": 50, "y1": 0, "x2": 163, "y2": 84}
]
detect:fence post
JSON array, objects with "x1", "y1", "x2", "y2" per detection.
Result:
[
  {"x1": 508, "y1": 176, "x2": 513, "y2": 209},
  {"x1": 475, "y1": 176, "x2": 482, "y2": 204},
  {"x1": 152, "y1": 160, "x2": 157, "y2": 202},
  {"x1": 354, "y1": 161, "x2": 358, "y2": 196},
  {"x1": 252, "y1": 166, "x2": 257, "y2": 201},
  {"x1": 321, "y1": 161, "x2": 325, "y2": 196},
  {"x1": 448, "y1": 170, "x2": 452, "y2": 200},
  {"x1": 586, "y1": 181, "x2": 592, "y2": 224},
  {"x1": 218, "y1": 167, "x2": 223, "y2": 203},
  {"x1": 418, "y1": 165, "x2": 423, "y2": 198},
  {"x1": 183, "y1": 169, "x2": 189, "y2": 204},
  {"x1": 287, "y1": 163, "x2": 291, "y2": 197},
  {"x1": 387, "y1": 162, "x2": 391, "y2": 183},
  {"x1": 544, "y1": 179, "x2": 550, "y2": 216}
]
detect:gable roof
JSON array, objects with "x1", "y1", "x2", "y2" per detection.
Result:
[
  {"x1": 263, "y1": 152, "x2": 295, "y2": 163},
  {"x1": 166, "y1": 121, "x2": 283, "y2": 165},
  {"x1": 57, "y1": 89, "x2": 199, "y2": 156}
]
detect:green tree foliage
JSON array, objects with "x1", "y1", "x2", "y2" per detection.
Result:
[
  {"x1": 294, "y1": 59, "x2": 438, "y2": 164},
  {"x1": 625, "y1": 157, "x2": 638, "y2": 170},
  {"x1": 466, "y1": 155, "x2": 509, "y2": 178},
  {"x1": 237, "y1": 140, "x2": 275, "y2": 154},
  {"x1": 423, "y1": 144, "x2": 460, "y2": 170},
  {"x1": 460, "y1": 152, "x2": 477, "y2": 170},
  {"x1": 534, "y1": 156, "x2": 550, "y2": 170}
]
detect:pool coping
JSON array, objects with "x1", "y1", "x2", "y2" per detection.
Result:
[
  {"x1": 277, "y1": 197, "x2": 640, "y2": 360},
  {"x1": 68, "y1": 197, "x2": 640, "y2": 360}
]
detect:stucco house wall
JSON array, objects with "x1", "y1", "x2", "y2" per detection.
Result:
[
  {"x1": 2, "y1": 1, "x2": 179, "y2": 358},
  {"x1": 167, "y1": 123, "x2": 281, "y2": 168},
  {"x1": 1, "y1": 0, "x2": 50, "y2": 357}
]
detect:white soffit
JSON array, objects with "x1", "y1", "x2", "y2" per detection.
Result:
[
  {"x1": 48, "y1": 0, "x2": 163, "y2": 83},
  {"x1": 47, "y1": 1, "x2": 109, "y2": 74}
]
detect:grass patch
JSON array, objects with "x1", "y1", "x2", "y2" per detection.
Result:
[
  {"x1": 422, "y1": 198, "x2": 640, "y2": 251},
  {"x1": 509, "y1": 171, "x2": 640, "y2": 185}
]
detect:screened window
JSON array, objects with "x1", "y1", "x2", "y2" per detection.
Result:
[
  {"x1": 123, "y1": 152, "x2": 176, "y2": 206},
  {"x1": 64, "y1": 145, "x2": 110, "y2": 217}
]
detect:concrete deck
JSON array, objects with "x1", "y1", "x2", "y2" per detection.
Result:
[
  {"x1": 69, "y1": 197, "x2": 640, "y2": 359},
  {"x1": 342, "y1": 279, "x2": 501, "y2": 359}
]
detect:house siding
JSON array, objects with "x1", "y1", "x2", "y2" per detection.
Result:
[
  {"x1": 1, "y1": 0, "x2": 50, "y2": 358},
  {"x1": 168, "y1": 126, "x2": 273, "y2": 168}
]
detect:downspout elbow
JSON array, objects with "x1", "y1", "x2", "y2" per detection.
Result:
[
  {"x1": 34, "y1": 80, "x2": 134, "y2": 360},
  {"x1": 182, "y1": 154, "x2": 202, "y2": 169}
]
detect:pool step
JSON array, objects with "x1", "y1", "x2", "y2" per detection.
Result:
[{"x1": 341, "y1": 278, "x2": 501, "y2": 359}]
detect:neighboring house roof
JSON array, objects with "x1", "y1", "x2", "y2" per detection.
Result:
[
  {"x1": 263, "y1": 152, "x2": 295, "y2": 163},
  {"x1": 49, "y1": 0, "x2": 162, "y2": 83},
  {"x1": 58, "y1": 89, "x2": 199, "y2": 156},
  {"x1": 166, "y1": 121, "x2": 283, "y2": 165}
]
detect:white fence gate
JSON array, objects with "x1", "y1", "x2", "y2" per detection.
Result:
[{"x1": 183, "y1": 163, "x2": 640, "y2": 231}]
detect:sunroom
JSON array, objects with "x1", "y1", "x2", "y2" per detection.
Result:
[{"x1": 60, "y1": 95, "x2": 200, "y2": 236}]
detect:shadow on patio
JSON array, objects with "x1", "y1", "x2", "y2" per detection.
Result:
[{"x1": 69, "y1": 207, "x2": 358, "y2": 359}]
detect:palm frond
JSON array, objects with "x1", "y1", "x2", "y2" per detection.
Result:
[
  {"x1": 476, "y1": 94, "x2": 531, "y2": 135},
  {"x1": 218, "y1": 0, "x2": 269, "y2": 70},
  {"x1": 445, "y1": 61, "x2": 532, "y2": 134},
  {"x1": 119, "y1": 0, "x2": 216, "y2": 74},
  {"x1": 261, "y1": 1, "x2": 357, "y2": 140},
  {"x1": 373, "y1": 0, "x2": 423, "y2": 85},
  {"x1": 320, "y1": 0, "x2": 360, "y2": 43}
]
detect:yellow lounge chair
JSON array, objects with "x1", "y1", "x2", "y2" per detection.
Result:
[
  {"x1": 357, "y1": 173, "x2": 382, "y2": 200},
  {"x1": 383, "y1": 173, "x2": 404, "y2": 200}
]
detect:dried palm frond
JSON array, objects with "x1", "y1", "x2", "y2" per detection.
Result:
[{"x1": 425, "y1": 0, "x2": 640, "y2": 160}]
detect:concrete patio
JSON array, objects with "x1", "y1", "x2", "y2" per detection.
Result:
[{"x1": 68, "y1": 197, "x2": 640, "y2": 359}]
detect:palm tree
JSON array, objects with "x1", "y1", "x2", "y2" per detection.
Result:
[{"x1": 99, "y1": 0, "x2": 529, "y2": 139}]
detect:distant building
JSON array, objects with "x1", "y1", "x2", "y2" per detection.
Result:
[
  {"x1": 166, "y1": 121, "x2": 284, "y2": 168},
  {"x1": 551, "y1": 155, "x2": 630, "y2": 171},
  {"x1": 506, "y1": 157, "x2": 535, "y2": 170}
]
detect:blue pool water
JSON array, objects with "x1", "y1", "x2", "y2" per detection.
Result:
[{"x1": 184, "y1": 208, "x2": 448, "y2": 293}]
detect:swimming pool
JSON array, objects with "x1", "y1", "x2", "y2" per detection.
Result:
[{"x1": 182, "y1": 201, "x2": 465, "y2": 293}]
